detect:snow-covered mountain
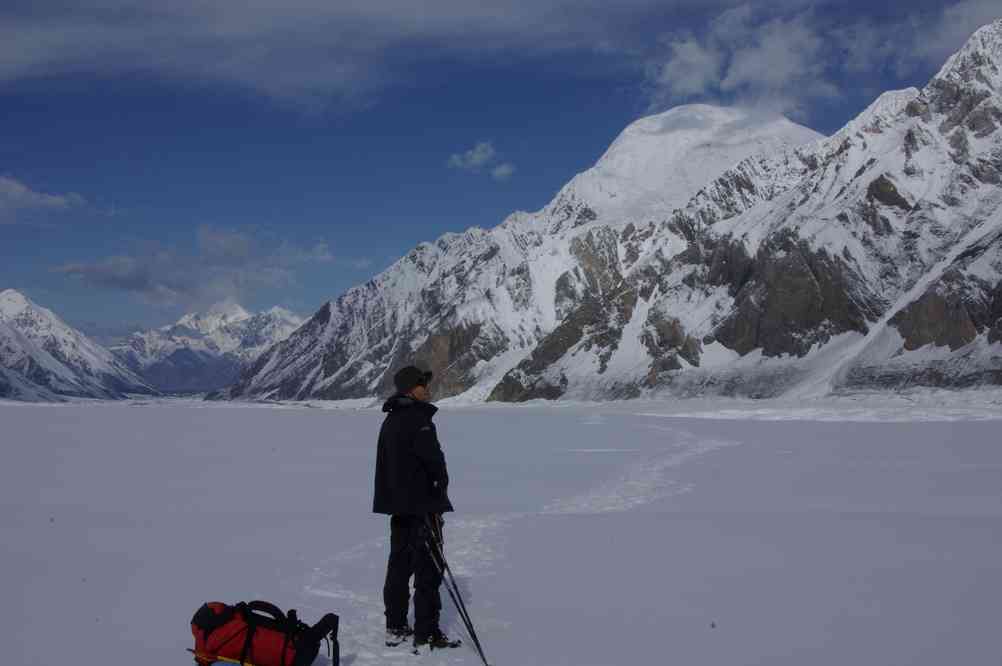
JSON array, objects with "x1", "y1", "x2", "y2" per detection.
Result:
[
  {"x1": 0, "y1": 289, "x2": 155, "y2": 400},
  {"x1": 225, "y1": 19, "x2": 1002, "y2": 402},
  {"x1": 111, "y1": 303, "x2": 304, "y2": 393}
]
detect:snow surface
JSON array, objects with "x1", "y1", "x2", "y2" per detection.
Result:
[{"x1": 3, "y1": 397, "x2": 1002, "y2": 666}]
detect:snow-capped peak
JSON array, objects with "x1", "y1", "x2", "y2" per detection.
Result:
[
  {"x1": 223, "y1": 18, "x2": 1002, "y2": 404},
  {"x1": 264, "y1": 306, "x2": 298, "y2": 320},
  {"x1": 108, "y1": 303, "x2": 305, "y2": 392},
  {"x1": 543, "y1": 104, "x2": 822, "y2": 226},
  {"x1": 935, "y1": 17, "x2": 1002, "y2": 89},
  {"x1": 175, "y1": 301, "x2": 251, "y2": 334},
  {"x1": 0, "y1": 289, "x2": 32, "y2": 318},
  {"x1": 208, "y1": 300, "x2": 251, "y2": 320}
]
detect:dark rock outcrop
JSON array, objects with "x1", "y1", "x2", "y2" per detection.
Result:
[{"x1": 712, "y1": 232, "x2": 879, "y2": 357}]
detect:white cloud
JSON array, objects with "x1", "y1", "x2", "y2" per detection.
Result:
[
  {"x1": 276, "y1": 240, "x2": 336, "y2": 265},
  {"x1": 655, "y1": 38, "x2": 723, "y2": 97},
  {"x1": 492, "y1": 163, "x2": 516, "y2": 181},
  {"x1": 710, "y1": 4, "x2": 756, "y2": 40},
  {"x1": 893, "y1": 0, "x2": 1002, "y2": 74},
  {"x1": 721, "y1": 17, "x2": 823, "y2": 91},
  {"x1": 15, "y1": 0, "x2": 967, "y2": 116},
  {"x1": 198, "y1": 226, "x2": 255, "y2": 264},
  {"x1": 0, "y1": 175, "x2": 85, "y2": 223},
  {"x1": 647, "y1": 2, "x2": 1001, "y2": 117},
  {"x1": 448, "y1": 140, "x2": 516, "y2": 182},
  {"x1": 649, "y1": 6, "x2": 839, "y2": 115},
  {"x1": 448, "y1": 141, "x2": 497, "y2": 171},
  {"x1": 56, "y1": 226, "x2": 363, "y2": 308},
  {"x1": 0, "y1": 0, "x2": 717, "y2": 106}
]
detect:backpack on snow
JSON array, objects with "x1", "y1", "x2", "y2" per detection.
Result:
[{"x1": 190, "y1": 600, "x2": 339, "y2": 666}]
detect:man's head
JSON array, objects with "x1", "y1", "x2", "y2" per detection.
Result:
[{"x1": 393, "y1": 365, "x2": 433, "y2": 401}]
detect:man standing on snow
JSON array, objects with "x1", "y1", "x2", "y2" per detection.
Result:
[{"x1": 373, "y1": 365, "x2": 460, "y2": 651}]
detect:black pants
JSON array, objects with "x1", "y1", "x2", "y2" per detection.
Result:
[{"x1": 383, "y1": 514, "x2": 443, "y2": 637}]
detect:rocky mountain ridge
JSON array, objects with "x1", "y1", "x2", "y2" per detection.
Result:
[
  {"x1": 0, "y1": 289, "x2": 155, "y2": 400},
  {"x1": 9, "y1": 20, "x2": 1001, "y2": 404},
  {"x1": 223, "y1": 19, "x2": 1002, "y2": 403},
  {"x1": 110, "y1": 302, "x2": 304, "y2": 393},
  {"x1": 218, "y1": 105, "x2": 822, "y2": 401}
]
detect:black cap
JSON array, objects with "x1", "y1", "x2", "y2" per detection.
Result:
[{"x1": 393, "y1": 365, "x2": 433, "y2": 393}]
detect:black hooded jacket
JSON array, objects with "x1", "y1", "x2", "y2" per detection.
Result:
[{"x1": 373, "y1": 394, "x2": 454, "y2": 516}]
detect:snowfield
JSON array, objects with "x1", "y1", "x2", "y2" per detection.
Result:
[{"x1": 3, "y1": 395, "x2": 1002, "y2": 666}]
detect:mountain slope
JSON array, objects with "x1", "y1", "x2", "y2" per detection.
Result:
[
  {"x1": 223, "y1": 106, "x2": 820, "y2": 401},
  {"x1": 112, "y1": 303, "x2": 303, "y2": 393},
  {"x1": 495, "y1": 18, "x2": 1002, "y2": 399},
  {"x1": 0, "y1": 290, "x2": 155, "y2": 399},
  {"x1": 227, "y1": 18, "x2": 1002, "y2": 402}
]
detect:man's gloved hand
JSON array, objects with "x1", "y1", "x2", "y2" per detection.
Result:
[{"x1": 428, "y1": 513, "x2": 445, "y2": 543}]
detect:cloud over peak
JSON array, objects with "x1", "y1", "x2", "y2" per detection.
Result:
[
  {"x1": 647, "y1": 1, "x2": 1002, "y2": 116},
  {"x1": 3, "y1": 1, "x2": 997, "y2": 117},
  {"x1": 649, "y1": 6, "x2": 839, "y2": 116}
]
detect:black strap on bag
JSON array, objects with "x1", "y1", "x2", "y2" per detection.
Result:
[
  {"x1": 239, "y1": 600, "x2": 292, "y2": 666},
  {"x1": 308, "y1": 613, "x2": 340, "y2": 666},
  {"x1": 192, "y1": 603, "x2": 237, "y2": 643},
  {"x1": 238, "y1": 621, "x2": 257, "y2": 666},
  {"x1": 245, "y1": 601, "x2": 288, "y2": 624}
]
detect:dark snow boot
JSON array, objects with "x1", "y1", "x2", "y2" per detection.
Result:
[
  {"x1": 385, "y1": 624, "x2": 414, "y2": 647},
  {"x1": 413, "y1": 629, "x2": 462, "y2": 652}
]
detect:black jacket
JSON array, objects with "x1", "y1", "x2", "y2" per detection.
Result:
[{"x1": 373, "y1": 394, "x2": 454, "y2": 516}]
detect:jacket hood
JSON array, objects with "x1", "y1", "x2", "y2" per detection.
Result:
[{"x1": 382, "y1": 393, "x2": 438, "y2": 416}]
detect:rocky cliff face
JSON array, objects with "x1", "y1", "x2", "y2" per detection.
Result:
[{"x1": 226, "y1": 19, "x2": 1002, "y2": 402}]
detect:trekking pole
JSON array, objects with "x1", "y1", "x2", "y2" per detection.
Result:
[
  {"x1": 425, "y1": 540, "x2": 478, "y2": 649},
  {"x1": 425, "y1": 535, "x2": 489, "y2": 666},
  {"x1": 423, "y1": 525, "x2": 484, "y2": 660},
  {"x1": 424, "y1": 516, "x2": 491, "y2": 666},
  {"x1": 426, "y1": 517, "x2": 478, "y2": 633}
]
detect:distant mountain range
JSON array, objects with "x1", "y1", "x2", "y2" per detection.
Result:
[
  {"x1": 109, "y1": 302, "x2": 303, "y2": 393},
  {"x1": 0, "y1": 291, "x2": 302, "y2": 399},
  {"x1": 220, "y1": 18, "x2": 1002, "y2": 402},
  {"x1": 5, "y1": 19, "x2": 1002, "y2": 404}
]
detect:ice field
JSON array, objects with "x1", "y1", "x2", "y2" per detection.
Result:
[{"x1": 3, "y1": 394, "x2": 1002, "y2": 665}]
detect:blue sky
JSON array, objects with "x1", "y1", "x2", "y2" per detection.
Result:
[{"x1": 1, "y1": 0, "x2": 998, "y2": 336}]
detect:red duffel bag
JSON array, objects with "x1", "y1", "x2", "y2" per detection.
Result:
[{"x1": 190, "y1": 600, "x2": 339, "y2": 666}]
